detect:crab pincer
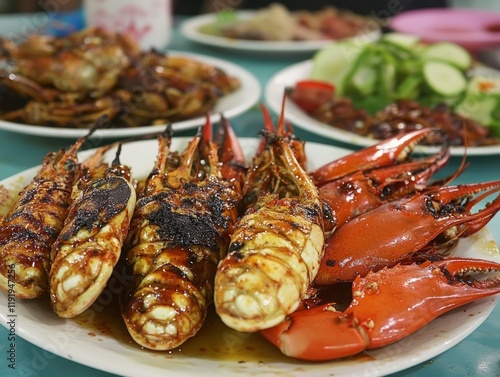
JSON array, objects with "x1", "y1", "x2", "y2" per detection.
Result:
[
  {"x1": 261, "y1": 257, "x2": 500, "y2": 361},
  {"x1": 319, "y1": 144, "x2": 450, "y2": 231},
  {"x1": 315, "y1": 179, "x2": 500, "y2": 285},
  {"x1": 309, "y1": 128, "x2": 446, "y2": 187}
]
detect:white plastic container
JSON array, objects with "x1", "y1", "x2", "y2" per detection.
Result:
[{"x1": 83, "y1": 0, "x2": 171, "y2": 50}]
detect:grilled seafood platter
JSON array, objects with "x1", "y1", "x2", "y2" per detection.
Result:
[
  {"x1": 1, "y1": 104, "x2": 500, "y2": 370},
  {"x1": 0, "y1": 27, "x2": 241, "y2": 129}
]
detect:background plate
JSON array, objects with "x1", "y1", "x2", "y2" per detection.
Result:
[
  {"x1": 1, "y1": 137, "x2": 499, "y2": 377},
  {"x1": 0, "y1": 52, "x2": 261, "y2": 139},
  {"x1": 265, "y1": 60, "x2": 500, "y2": 155},
  {"x1": 389, "y1": 8, "x2": 500, "y2": 53},
  {"x1": 181, "y1": 11, "x2": 381, "y2": 54}
]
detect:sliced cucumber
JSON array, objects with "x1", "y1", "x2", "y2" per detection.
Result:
[
  {"x1": 351, "y1": 64, "x2": 377, "y2": 95},
  {"x1": 455, "y1": 95, "x2": 498, "y2": 125},
  {"x1": 423, "y1": 61, "x2": 467, "y2": 97},
  {"x1": 421, "y1": 42, "x2": 472, "y2": 71},
  {"x1": 381, "y1": 32, "x2": 421, "y2": 51},
  {"x1": 311, "y1": 41, "x2": 362, "y2": 94}
]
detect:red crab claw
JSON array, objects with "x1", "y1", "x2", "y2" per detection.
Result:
[
  {"x1": 319, "y1": 145, "x2": 451, "y2": 231},
  {"x1": 215, "y1": 113, "x2": 247, "y2": 187},
  {"x1": 261, "y1": 257, "x2": 500, "y2": 361},
  {"x1": 431, "y1": 181, "x2": 500, "y2": 238},
  {"x1": 309, "y1": 128, "x2": 446, "y2": 187},
  {"x1": 315, "y1": 179, "x2": 500, "y2": 285},
  {"x1": 198, "y1": 113, "x2": 247, "y2": 187}
]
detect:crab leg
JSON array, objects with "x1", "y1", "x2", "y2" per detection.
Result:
[
  {"x1": 261, "y1": 257, "x2": 500, "y2": 361},
  {"x1": 319, "y1": 145, "x2": 450, "y2": 231},
  {"x1": 309, "y1": 128, "x2": 446, "y2": 187},
  {"x1": 0, "y1": 69, "x2": 58, "y2": 103},
  {"x1": 315, "y1": 179, "x2": 500, "y2": 285}
]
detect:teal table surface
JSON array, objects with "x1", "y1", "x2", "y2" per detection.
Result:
[{"x1": 1, "y1": 14, "x2": 500, "y2": 377}]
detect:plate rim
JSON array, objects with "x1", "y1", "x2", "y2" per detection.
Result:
[
  {"x1": 0, "y1": 137, "x2": 499, "y2": 377},
  {"x1": 264, "y1": 59, "x2": 500, "y2": 156},
  {"x1": 180, "y1": 11, "x2": 381, "y2": 53},
  {"x1": 0, "y1": 51, "x2": 261, "y2": 139}
]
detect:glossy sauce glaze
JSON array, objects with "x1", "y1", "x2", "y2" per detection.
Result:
[
  {"x1": 71, "y1": 279, "x2": 357, "y2": 363},
  {"x1": 73, "y1": 294, "x2": 291, "y2": 363}
]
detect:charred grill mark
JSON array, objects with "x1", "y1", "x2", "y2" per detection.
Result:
[
  {"x1": 18, "y1": 187, "x2": 37, "y2": 206},
  {"x1": 4, "y1": 192, "x2": 69, "y2": 244},
  {"x1": 321, "y1": 201, "x2": 336, "y2": 227},
  {"x1": 59, "y1": 176, "x2": 132, "y2": 240},
  {"x1": 147, "y1": 199, "x2": 220, "y2": 250},
  {"x1": 425, "y1": 196, "x2": 465, "y2": 219},
  {"x1": 17, "y1": 178, "x2": 72, "y2": 206},
  {"x1": 183, "y1": 182, "x2": 198, "y2": 194},
  {"x1": 5, "y1": 208, "x2": 65, "y2": 238},
  {"x1": 207, "y1": 192, "x2": 230, "y2": 228},
  {"x1": 0, "y1": 224, "x2": 49, "y2": 247},
  {"x1": 136, "y1": 180, "x2": 237, "y2": 251}
]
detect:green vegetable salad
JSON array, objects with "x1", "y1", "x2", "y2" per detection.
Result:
[{"x1": 310, "y1": 33, "x2": 500, "y2": 137}]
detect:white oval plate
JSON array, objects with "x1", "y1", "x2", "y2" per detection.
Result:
[
  {"x1": 0, "y1": 137, "x2": 499, "y2": 377},
  {"x1": 180, "y1": 11, "x2": 381, "y2": 54},
  {"x1": 265, "y1": 60, "x2": 500, "y2": 156},
  {"x1": 0, "y1": 52, "x2": 261, "y2": 139}
]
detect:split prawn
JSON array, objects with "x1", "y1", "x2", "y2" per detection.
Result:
[
  {"x1": 49, "y1": 145, "x2": 136, "y2": 318},
  {"x1": 214, "y1": 100, "x2": 324, "y2": 332},
  {"x1": 121, "y1": 119, "x2": 244, "y2": 350},
  {"x1": 0, "y1": 129, "x2": 99, "y2": 298}
]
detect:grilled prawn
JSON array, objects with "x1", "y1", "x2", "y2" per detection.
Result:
[
  {"x1": 50, "y1": 145, "x2": 136, "y2": 318},
  {"x1": 0, "y1": 132, "x2": 95, "y2": 299},
  {"x1": 214, "y1": 102, "x2": 324, "y2": 333},
  {"x1": 121, "y1": 121, "x2": 244, "y2": 350}
]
